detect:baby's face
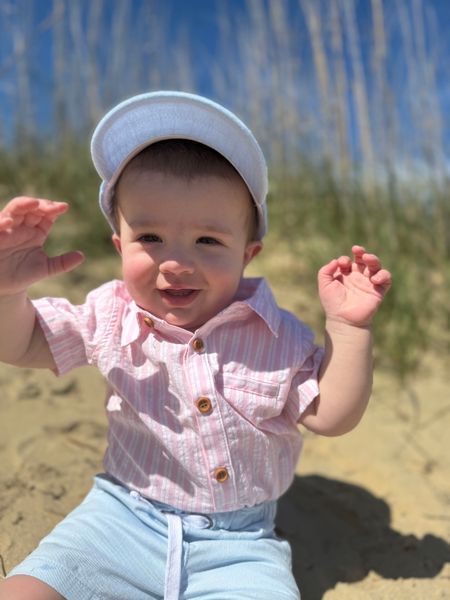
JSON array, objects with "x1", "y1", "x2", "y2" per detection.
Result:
[{"x1": 112, "y1": 171, "x2": 262, "y2": 331}]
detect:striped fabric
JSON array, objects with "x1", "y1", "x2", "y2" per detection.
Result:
[{"x1": 33, "y1": 278, "x2": 323, "y2": 513}]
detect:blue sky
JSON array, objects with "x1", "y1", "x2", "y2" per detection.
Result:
[{"x1": 1, "y1": 0, "x2": 450, "y2": 179}]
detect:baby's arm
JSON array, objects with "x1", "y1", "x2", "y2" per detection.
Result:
[
  {"x1": 299, "y1": 245, "x2": 391, "y2": 436},
  {"x1": 0, "y1": 197, "x2": 84, "y2": 368}
]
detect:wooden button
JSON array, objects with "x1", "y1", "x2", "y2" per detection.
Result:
[
  {"x1": 214, "y1": 467, "x2": 229, "y2": 483},
  {"x1": 195, "y1": 396, "x2": 212, "y2": 414},
  {"x1": 192, "y1": 338, "x2": 204, "y2": 352},
  {"x1": 143, "y1": 316, "x2": 154, "y2": 328}
]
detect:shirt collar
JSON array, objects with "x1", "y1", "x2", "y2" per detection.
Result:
[
  {"x1": 120, "y1": 305, "x2": 191, "y2": 346},
  {"x1": 120, "y1": 277, "x2": 280, "y2": 347},
  {"x1": 225, "y1": 277, "x2": 281, "y2": 337},
  {"x1": 120, "y1": 305, "x2": 143, "y2": 347}
]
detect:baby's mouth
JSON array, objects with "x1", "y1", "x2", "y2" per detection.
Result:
[
  {"x1": 159, "y1": 288, "x2": 200, "y2": 305},
  {"x1": 163, "y1": 289, "x2": 196, "y2": 297}
]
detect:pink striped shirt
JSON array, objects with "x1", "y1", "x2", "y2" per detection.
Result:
[{"x1": 34, "y1": 277, "x2": 323, "y2": 513}]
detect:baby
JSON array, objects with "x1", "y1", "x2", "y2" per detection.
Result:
[{"x1": 0, "y1": 91, "x2": 391, "y2": 600}]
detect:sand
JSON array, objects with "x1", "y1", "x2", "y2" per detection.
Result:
[{"x1": 0, "y1": 260, "x2": 449, "y2": 599}]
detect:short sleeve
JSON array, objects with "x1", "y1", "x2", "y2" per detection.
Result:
[
  {"x1": 288, "y1": 345, "x2": 324, "y2": 422},
  {"x1": 32, "y1": 282, "x2": 118, "y2": 376}
]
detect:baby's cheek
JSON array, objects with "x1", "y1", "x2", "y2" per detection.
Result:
[{"x1": 122, "y1": 252, "x2": 154, "y2": 279}]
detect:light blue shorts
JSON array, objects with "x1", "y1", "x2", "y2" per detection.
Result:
[{"x1": 8, "y1": 474, "x2": 300, "y2": 599}]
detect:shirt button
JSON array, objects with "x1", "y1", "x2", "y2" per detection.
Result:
[
  {"x1": 214, "y1": 467, "x2": 229, "y2": 483},
  {"x1": 192, "y1": 338, "x2": 204, "y2": 352},
  {"x1": 143, "y1": 316, "x2": 154, "y2": 328},
  {"x1": 195, "y1": 396, "x2": 212, "y2": 414}
]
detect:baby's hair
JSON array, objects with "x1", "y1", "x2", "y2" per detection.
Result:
[{"x1": 111, "y1": 139, "x2": 259, "y2": 241}]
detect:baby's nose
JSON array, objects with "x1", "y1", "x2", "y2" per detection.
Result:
[{"x1": 159, "y1": 252, "x2": 195, "y2": 276}]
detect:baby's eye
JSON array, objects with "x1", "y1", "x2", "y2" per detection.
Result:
[
  {"x1": 197, "y1": 236, "x2": 220, "y2": 245},
  {"x1": 138, "y1": 233, "x2": 162, "y2": 243}
]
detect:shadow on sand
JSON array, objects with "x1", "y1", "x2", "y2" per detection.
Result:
[{"x1": 275, "y1": 475, "x2": 450, "y2": 599}]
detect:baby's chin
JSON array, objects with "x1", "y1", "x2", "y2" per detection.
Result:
[
  {"x1": 135, "y1": 296, "x2": 230, "y2": 331},
  {"x1": 164, "y1": 315, "x2": 206, "y2": 332}
]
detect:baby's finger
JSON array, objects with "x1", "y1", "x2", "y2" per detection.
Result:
[
  {"x1": 1, "y1": 196, "x2": 40, "y2": 216},
  {"x1": 318, "y1": 258, "x2": 339, "y2": 278},
  {"x1": 22, "y1": 207, "x2": 66, "y2": 229},
  {"x1": 32, "y1": 199, "x2": 69, "y2": 217},
  {"x1": 36, "y1": 215, "x2": 59, "y2": 237},
  {"x1": 0, "y1": 214, "x2": 14, "y2": 230},
  {"x1": 336, "y1": 255, "x2": 352, "y2": 274},
  {"x1": 47, "y1": 250, "x2": 85, "y2": 278},
  {"x1": 351, "y1": 245, "x2": 368, "y2": 273},
  {"x1": 352, "y1": 245, "x2": 366, "y2": 260},
  {"x1": 4, "y1": 197, "x2": 68, "y2": 219},
  {"x1": 24, "y1": 212, "x2": 46, "y2": 228},
  {"x1": 370, "y1": 268, "x2": 392, "y2": 289},
  {"x1": 362, "y1": 253, "x2": 382, "y2": 275}
]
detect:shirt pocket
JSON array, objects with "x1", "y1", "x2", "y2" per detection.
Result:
[{"x1": 216, "y1": 372, "x2": 281, "y2": 426}]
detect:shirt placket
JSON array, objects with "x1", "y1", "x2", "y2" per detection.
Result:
[{"x1": 186, "y1": 334, "x2": 237, "y2": 511}]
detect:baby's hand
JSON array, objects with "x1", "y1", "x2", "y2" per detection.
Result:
[
  {"x1": 0, "y1": 196, "x2": 84, "y2": 296},
  {"x1": 318, "y1": 245, "x2": 391, "y2": 327}
]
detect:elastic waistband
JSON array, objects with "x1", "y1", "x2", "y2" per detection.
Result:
[{"x1": 95, "y1": 473, "x2": 277, "y2": 531}]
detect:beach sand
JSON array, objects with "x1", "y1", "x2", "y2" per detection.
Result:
[{"x1": 0, "y1": 259, "x2": 449, "y2": 598}]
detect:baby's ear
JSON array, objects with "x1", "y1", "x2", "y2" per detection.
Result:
[
  {"x1": 244, "y1": 240, "x2": 263, "y2": 267},
  {"x1": 112, "y1": 233, "x2": 122, "y2": 256}
]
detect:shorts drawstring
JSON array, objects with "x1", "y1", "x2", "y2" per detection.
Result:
[
  {"x1": 130, "y1": 489, "x2": 212, "y2": 600},
  {"x1": 163, "y1": 512, "x2": 212, "y2": 600}
]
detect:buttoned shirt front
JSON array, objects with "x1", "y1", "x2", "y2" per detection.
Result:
[{"x1": 34, "y1": 277, "x2": 323, "y2": 513}]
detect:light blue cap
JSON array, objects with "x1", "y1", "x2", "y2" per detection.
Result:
[{"x1": 91, "y1": 91, "x2": 268, "y2": 239}]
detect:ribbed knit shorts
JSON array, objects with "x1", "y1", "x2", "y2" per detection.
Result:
[{"x1": 7, "y1": 474, "x2": 300, "y2": 599}]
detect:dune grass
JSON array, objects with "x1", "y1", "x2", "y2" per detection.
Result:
[
  {"x1": 267, "y1": 162, "x2": 450, "y2": 379},
  {"x1": 2, "y1": 141, "x2": 448, "y2": 381}
]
